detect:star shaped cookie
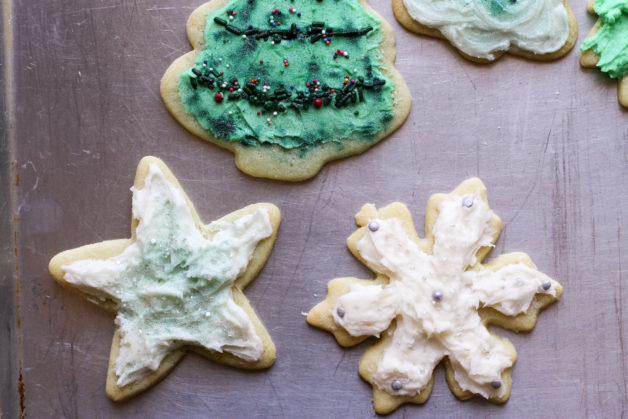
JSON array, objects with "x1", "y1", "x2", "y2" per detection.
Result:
[
  {"x1": 580, "y1": 0, "x2": 628, "y2": 107},
  {"x1": 49, "y1": 156, "x2": 280, "y2": 401},
  {"x1": 307, "y1": 178, "x2": 562, "y2": 414}
]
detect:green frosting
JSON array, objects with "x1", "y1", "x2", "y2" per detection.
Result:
[
  {"x1": 581, "y1": 0, "x2": 628, "y2": 79},
  {"x1": 177, "y1": 0, "x2": 394, "y2": 150},
  {"x1": 63, "y1": 164, "x2": 270, "y2": 385}
]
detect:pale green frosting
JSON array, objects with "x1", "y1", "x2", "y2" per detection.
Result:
[
  {"x1": 402, "y1": 0, "x2": 570, "y2": 59},
  {"x1": 62, "y1": 164, "x2": 272, "y2": 386}
]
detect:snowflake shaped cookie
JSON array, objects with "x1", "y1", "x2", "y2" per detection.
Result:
[
  {"x1": 49, "y1": 156, "x2": 280, "y2": 401},
  {"x1": 307, "y1": 178, "x2": 562, "y2": 414}
]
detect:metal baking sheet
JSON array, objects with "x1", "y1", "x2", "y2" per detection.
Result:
[{"x1": 6, "y1": 0, "x2": 627, "y2": 416}]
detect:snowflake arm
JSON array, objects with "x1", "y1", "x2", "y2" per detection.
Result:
[{"x1": 467, "y1": 255, "x2": 559, "y2": 316}]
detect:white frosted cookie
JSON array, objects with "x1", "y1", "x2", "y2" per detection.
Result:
[
  {"x1": 161, "y1": 0, "x2": 410, "y2": 181},
  {"x1": 307, "y1": 178, "x2": 562, "y2": 414},
  {"x1": 393, "y1": 0, "x2": 578, "y2": 62},
  {"x1": 49, "y1": 156, "x2": 280, "y2": 401}
]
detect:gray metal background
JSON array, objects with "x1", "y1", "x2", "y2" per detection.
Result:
[{"x1": 6, "y1": 0, "x2": 627, "y2": 417}]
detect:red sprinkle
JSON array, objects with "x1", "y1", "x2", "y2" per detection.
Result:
[
  {"x1": 260, "y1": 60, "x2": 264, "y2": 64},
  {"x1": 214, "y1": 92, "x2": 224, "y2": 103},
  {"x1": 313, "y1": 98, "x2": 323, "y2": 108}
]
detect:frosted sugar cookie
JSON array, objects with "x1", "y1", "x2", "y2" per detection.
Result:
[
  {"x1": 580, "y1": 0, "x2": 628, "y2": 107},
  {"x1": 393, "y1": 0, "x2": 578, "y2": 62},
  {"x1": 307, "y1": 178, "x2": 562, "y2": 414},
  {"x1": 49, "y1": 157, "x2": 280, "y2": 401},
  {"x1": 161, "y1": 0, "x2": 410, "y2": 181}
]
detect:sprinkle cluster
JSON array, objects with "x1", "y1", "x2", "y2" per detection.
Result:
[
  {"x1": 182, "y1": 0, "x2": 390, "y2": 132},
  {"x1": 214, "y1": 17, "x2": 373, "y2": 45},
  {"x1": 188, "y1": 61, "x2": 385, "y2": 115}
]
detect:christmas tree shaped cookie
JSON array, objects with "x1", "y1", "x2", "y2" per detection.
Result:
[
  {"x1": 580, "y1": 0, "x2": 628, "y2": 107},
  {"x1": 308, "y1": 178, "x2": 562, "y2": 414},
  {"x1": 49, "y1": 157, "x2": 280, "y2": 401},
  {"x1": 161, "y1": 0, "x2": 410, "y2": 181},
  {"x1": 392, "y1": 0, "x2": 578, "y2": 62}
]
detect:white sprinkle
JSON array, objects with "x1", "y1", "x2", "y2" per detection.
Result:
[
  {"x1": 229, "y1": 111, "x2": 233, "y2": 115},
  {"x1": 271, "y1": 41, "x2": 275, "y2": 45},
  {"x1": 219, "y1": 58, "x2": 222, "y2": 61},
  {"x1": 226, "y1": 64, "x2": 230, "y2": 68},
  {"x1": 205, "y1": 312, "x2": 211, "y2": 317},
  {"x1": 242, "y1": 34, "x2": 247, "y2": 39},
  {"x1": 273, "y1": 111, "x2": 277, "y2": 116},
  {"x1": 229, "y1": 15, "x2": 233, "y2": 20}
]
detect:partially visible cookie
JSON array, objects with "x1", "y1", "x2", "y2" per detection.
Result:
[
  {"x1": 393, "y1": 0, "x2": 578, "y2": 63},
  {"x1": 580, "y1": 0, "x2": 628, "y2": 107},
  {"x1": 49, "y1": 156, "x2": 280, "y2": 401},
  {"x1": 307, "y1": 178, "x2": 563, "y2": 414},
  {"x1": 161, "y1": 0, "x2": 410, "y2": 181}
]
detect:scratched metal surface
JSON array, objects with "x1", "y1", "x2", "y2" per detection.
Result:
[
  {"x1": 1, "y1": 0, "x2": 19, "y2": 416},
  {"x1": 11, "y1": 0, "x2": 627, "y2": 417}
]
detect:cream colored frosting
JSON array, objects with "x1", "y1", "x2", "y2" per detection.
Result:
[
  {"x1": 63, "y1": 164, "x2": 271, "y2": 386},
  {"x1": 333, "y1": 190, "x2": 556, "y2": 398},
  {"x1": 402, "y1": 0, "x2": 570, "y2": 59}
]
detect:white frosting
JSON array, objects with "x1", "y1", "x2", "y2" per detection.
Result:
[
  {"x1": 333, "y1": 190, "x2": 556, "y2": 398},
  {"x1": 402, "y1": 0, "x2": 570, "y2": 59},
  {"x1": 63, "y1": 164, "x2": 272, "y2": 386}
]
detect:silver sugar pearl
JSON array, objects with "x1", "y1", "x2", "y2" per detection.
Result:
[
  {"x1": 462, "y1": 196, "x2": 474, "y2": 208},
  {"x1": 432, "y1": 290, "x2": 443, "y2": 302},
  {"x1": 368, "y1": 221, "x2": 379, "y2": 232},
  {"x1": 336, "y1": 307, "x2": 345, "y2": 318},
  {"x1": 491, "y1": 380, "x2": 502, "y2": 389},
  {"x1": 391, "y1": 379, "x2": 403, "y2": 391},
  {"x1": 542, "y1": 280, "x2": 551, "y2": 291}
]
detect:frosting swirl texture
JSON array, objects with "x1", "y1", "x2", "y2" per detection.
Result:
[{"x1": 402, "y1": 0, "x2": 570, "y2": 59}]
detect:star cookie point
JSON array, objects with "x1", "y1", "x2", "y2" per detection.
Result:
[
  {"x1": 49, "y1": 156, "x2": 280, "y2": 401},
  {"x1": 308, "y1": 179, "x2": 562, "y2": 414}
]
